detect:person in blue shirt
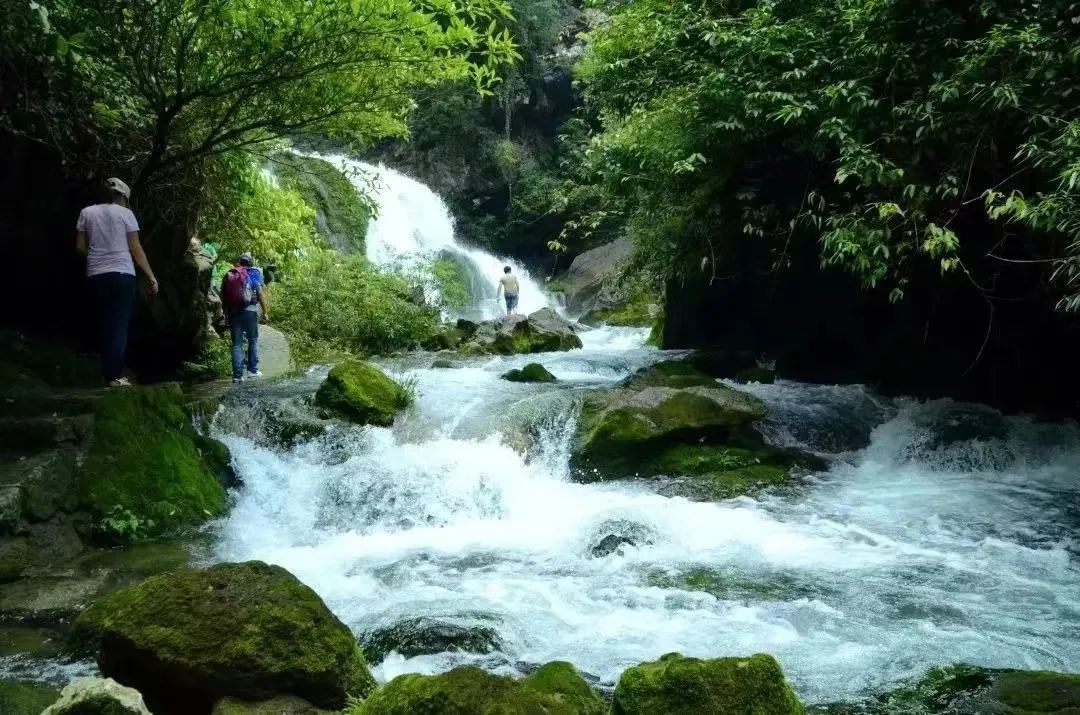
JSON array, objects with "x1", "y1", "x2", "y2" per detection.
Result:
[{"x1": 226, "y1": 252, "x2": 269, "y2": 383}]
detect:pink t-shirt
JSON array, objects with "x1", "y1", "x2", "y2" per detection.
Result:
[{"x1": 76, "y1": 203, "x2": 139, "y2": 277}]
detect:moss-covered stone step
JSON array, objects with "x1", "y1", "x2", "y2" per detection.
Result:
[
  {"x1": 355, "y1": 662, "x2": 605, "y2": 715},
  {"x1": 612, "y1": 652, "x2": 805, "y2": 714},
  {"x1": 71, "y1": 561, "x2": 376, "y2": 714},
  {"x1": 75, "y1": 384, "x2": 233, "y2": 543}
]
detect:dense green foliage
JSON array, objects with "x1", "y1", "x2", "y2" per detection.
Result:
[
  {"x1": 272, "y1": 153, "x2": 374, "y2": 254},
  {"x1": 3, "y1": 0, "x2": 517, "y2": 194},
  {"x1": 570, "y1": 0, "x2": 1080, "y2": 308},
  {"x1": 274, "y1": 252, "x2": 441, "y2": 363}
]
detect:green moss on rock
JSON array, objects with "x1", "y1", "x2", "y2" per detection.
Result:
[
  {"x1": 76, "y1": 385, "x2": 229, "y2": 541},
  {"x1": 71, "y1": 561, "x2": 375, "y2": 713},
  {"x1": 212, "y1": 695, "x2": 331, "y2": 715},
  {"x1": 612, "y1": 652, "x2": 805, "y2": 715},
  {"x1": 523, "y1": 661, "x2": 606, "y2": 715},
  {"x1": 503, "y1": 363, "x2": 557, "y2": 383},
  {"x1": 274, "y1": 154, "x2": 370, "y2": 253},
  {"x1": 621, "y1": 361, "x2": 717, "y2": 390},
  {"x1": 315, "y1": 360, "x2": 408, "y2": 426},
  {"x1": 361, "y1": 617, "x2": 503, "y2": 663},
  {"x1": 0, "y1": 678, "x2": 61, "y2": 714},
  {"x1": 572, "y1": 386, "x2": 767, "y2": 476},
  {"x1": 873, "y1": 664, "x2": 1080, "y2": 714},
  {"x1": 355, "y1": 664, "x2": 600, "y2": 715}
]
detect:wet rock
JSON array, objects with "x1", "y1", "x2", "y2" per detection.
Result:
[
  {"x1": 0, "y1": 447, "x2": 78, "y2": 530},
  {"x1": 871, "y1": 663, "x2": 1080, "y2": 714},
  {"x1": 71, "y1": 561, "x2": 375, "y2": 714},
  {"x1": 591, "y1": 534, "x2": 635, "y2": 558},
  {"x1": 0, "y1": 571, "x2": 110, "y2": 624},
  {"x1": 685, "y1": 349, "x2": 758, "y2": 379},
  {"x1": 356, "y1": 662, "x2": 605, "y2": 715},
  {"x1": 735, "y1": 367, "x2": 776, "y2": 384},
  {"x1": 256, "y1": 398, "x2": 328, "y2": 449},
  {"x1": 361, "y1": 616, "x2": 504, "y2": 662},
  {"x1": 0, "y1": 678, "x2": 61, "y2": 714},
  {"x1": 315, "y1": 360, "x2": 409, "y2": 426},
  {"x1": 564, "y1": 238, "x2": 634, "y2": 315},
  {"x1": 458, "y1": 309, "x2": 583, "y2": 355},
  {"x1": 212, "y1": 695, "x2": 331, "y2": 715},
  {"x1": 502, "y1": 363, "x2": 557, "y2": 383},
  {"x1": 571, "y1": 385, "x2": 767, "y2": 476},
  {"x1": 621, "y1": 361, "x2": 717, "y2": 390},
  {"x1": 0, "y1": 624, "x2": 64, "y2": 658},
  {"x1": 612, "y1": 652, "x2": 804, "y2": 714},
  {"x1": 431, "y1": 358, "x2": 462, "y2": 369},
  {"x1": 42, "y1": 677, "x2": 150, "y2": 714}
]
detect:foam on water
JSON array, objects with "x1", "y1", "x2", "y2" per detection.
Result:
[{"x1": 213, "y1": 337, "x2": 1080, "y2": 704}]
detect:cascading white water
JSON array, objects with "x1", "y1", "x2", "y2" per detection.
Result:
[
  {"x1": 315, "y1": 154, "x2": 551, "y2": 320},
  {"x1": 210, "y1": 327, "x2": 1080, "y2": 705}
]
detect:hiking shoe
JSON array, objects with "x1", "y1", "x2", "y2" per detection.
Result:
[
  {"x1": 246, "y1": 370, "x2": 263, "y2": 379},
  {"x1": 232, "y1": 376, "x2": 244, "y2": 385},
  {"x1": 108, "y1": 377, "x2": 133, "y2": 388}
]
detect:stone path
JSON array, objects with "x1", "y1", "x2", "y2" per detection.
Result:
[{"x1": 258, "y1": 325, "x2": 291, "y2": 380}]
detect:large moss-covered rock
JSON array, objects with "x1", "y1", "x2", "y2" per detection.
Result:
[
  {"x1": 503, "y1": 363, "x2": 557, "y2": 383},
  {"x1": 42, "y1": 677, "x2": 150, "y2": 714},
  {"x1": 357, "y1": 663, "x2": 604, "y2": 715},
  {"x1": 0, "y1": 678, "x2": 61, "y2": 715},
  {"x1": 361, "y1": 616, "x2": 503, "y2": 662},
  {"x1": 71, "y1": 561, "x2": 375, "y2": 714},
  {"x1": 315, "y1": 360, "x2": 408, "y2": 426},
  {"x1": 871, "y1": 663, "x2": 1080, "y2": 714},
  {"x1": 76, "y1": 385, "x2": 231, "y2": 541},
  {"x1": 572, "y1": 385, "x2": 766, "y2": 475},
  {"x1": 612, "y1": 653, "x2": 804, "y2": 714}
]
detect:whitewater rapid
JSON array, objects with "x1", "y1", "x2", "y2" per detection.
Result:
[
  {"x1": 211, "y1": 328, "x2": 1080, "y2": 705},
  {"x1": 312, "y1": 154, "x2": 551, "y2": 320}
]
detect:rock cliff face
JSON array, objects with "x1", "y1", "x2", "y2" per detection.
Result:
[{"x1": 563, "y1": 238, "x2": 634, "y2": 315}]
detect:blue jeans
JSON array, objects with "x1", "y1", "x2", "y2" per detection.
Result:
[
  {"x1": 229, "y1": 310, "x2": 259, "y2": 379},
  {"x1": 89, "y1": 272, "x2": 136, "y2": 382},
  {"x1": 504, "y1": 293, "x2": 519, "y2": 312}
]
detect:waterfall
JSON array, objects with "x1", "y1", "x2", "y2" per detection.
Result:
[{"x1": 317, "y1": 154, "x2": 551, "y2": 320}]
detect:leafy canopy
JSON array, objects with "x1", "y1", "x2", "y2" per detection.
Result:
[{"x1": 574, "y1": 0, "x2": 1080, "y2": 306}]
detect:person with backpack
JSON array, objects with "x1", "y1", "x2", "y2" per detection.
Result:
[
  {"x1": 75, "y1": 177, "x2": 159, "y2": 387},
  {"x1": 221, "y1": 252, "x2": 269, "y2": 384}
]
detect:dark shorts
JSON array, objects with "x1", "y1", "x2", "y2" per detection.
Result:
[{"x1": 504, "y1": 293, "x2": 519, "y2": 311}]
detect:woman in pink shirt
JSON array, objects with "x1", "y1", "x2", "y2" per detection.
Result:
[{"x1": 75, "y1": 178, "x2": 158, "y2": 387}]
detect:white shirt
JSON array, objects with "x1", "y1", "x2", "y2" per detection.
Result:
[{"x1": 76, "y1": 203, "x2": 139, "y2": 277}]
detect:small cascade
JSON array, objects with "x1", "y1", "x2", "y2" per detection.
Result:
[{"x1": 316, "y1": 154, "x2": 551, "y2": 320}]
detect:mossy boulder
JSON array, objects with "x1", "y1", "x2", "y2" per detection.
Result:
[
  {"x1": 356, "y1": 663, "x2": 604, "y2": 715},
  {"x1": 646, "y1": 444, "x2": 823, "y2": 499},
  {"x1": 315, "y1": 360, "x2": 408, "y2": 426},
  {"x1": 360, "y1": 616, "x2": 503, "y2": 662},
  {"x1": 503, "y1": 363, "x2": 557, "y2": 383},
  {"x1": 612, "y1": 652, "x2": 805, "y2": 714},
  {"x1": 621, "y1": 361, "x2": 717, "y2": 390},
  {"x1": 685, "y1": 349, "x2": 758, "y2": 379},
  {"x1": 76, "y1": 385, "x2": 231, "y2": 542},
  {"x1": 572, "y1": 385, "x2": 767, "y2": 476},
  {"x1": 872, "y1": 663, "x2": 1080, "y2": 714},
  {"x1": 735, "y1": 367, "x2": 776, "y2": 384},
  {"x1": 0, "y1": 678, "x2": 61, "y2": 715},
  {"x1": 71, "y1": 561, "x2": 375, "y2": 714}
]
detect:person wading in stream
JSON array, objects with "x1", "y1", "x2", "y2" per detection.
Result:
[
  {"x1": 76, "y1": 177, "x2": 159, "y2": 387},
  {"x1": 495, "y1": 265, "x2": 520, "y2": 316},
  {"x1": 221, "y1": 252, "x2": 269, "y2": 384}
]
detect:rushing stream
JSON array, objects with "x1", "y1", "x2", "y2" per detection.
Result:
[{"x1": 210, "y1": 327, "x2": 1080, "y2": 706}]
